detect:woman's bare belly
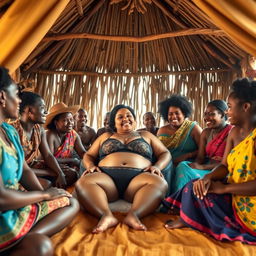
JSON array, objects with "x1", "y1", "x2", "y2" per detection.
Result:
[{"x1": 98, "y1": 152, "x2": 151, "y2": 169}]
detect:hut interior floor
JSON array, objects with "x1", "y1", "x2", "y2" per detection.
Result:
[{"x1": 51, "y1": 203, "x2": 256, "y2": 256}]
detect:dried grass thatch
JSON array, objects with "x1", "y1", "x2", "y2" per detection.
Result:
[{"x1": 4, "y1": 0, "x2": 248, "y2": 128}]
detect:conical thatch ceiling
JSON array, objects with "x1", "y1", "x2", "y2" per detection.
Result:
[{"x1": 20, "y1": 0, "x2": 246, "y2": 77}]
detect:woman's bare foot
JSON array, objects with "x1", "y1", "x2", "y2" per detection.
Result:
[
  {"x1": 92, "y1": 215, "x2": 119, "y2": 234},
  {"x1": 123, "y1": 212, "x2": 147, "y2": 231},
  {"x1": 165, "y1": 217, "x2": 185, "y2": 229}
]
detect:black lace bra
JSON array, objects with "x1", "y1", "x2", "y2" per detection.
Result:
[{"x1": 99, "y1": 137, "x2": 153, "y2": 162}]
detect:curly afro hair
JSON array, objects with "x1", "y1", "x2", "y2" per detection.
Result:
[{"x1": 159, "y1": 94, "x2": 192, "y2": 122}]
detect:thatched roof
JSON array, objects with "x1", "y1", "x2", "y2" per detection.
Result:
[
  {"x1": 22, "y1": 0, "x2": 245, "y2": 75},
  {"x1": 0, "y1": 0, "x2": 248, "y2": 127}
]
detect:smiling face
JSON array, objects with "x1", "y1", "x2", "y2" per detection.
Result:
[
  {"x1": 143, "y1": 112, "x2": 156, "y2": 129},
  {"x1": 227, "y1": 93, "x2": 244, "y2": 126},
  {"x1": 55, "y1": 112, "x2": 74, "y2": 133},
  {"x1": 28, "y1": 98, "x2": 48, "y2": 124},
  {"x1": 204, "y1": 104, "x2": 224, "y2": 129},
  {"x1": 2, "y1": 83, "x2": 21, "y2": 119},
  {"x1": 167, "y1": 106, "x2": 185, "y2": 128},
  {"x1": 115, "y1": 108, "x2": 136, "y2": 132},
  {"x1": 77, "y1": 109, "x2": 87, "y2": 128}
]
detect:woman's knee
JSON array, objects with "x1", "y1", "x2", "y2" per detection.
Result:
[
  {"x1": 69, "y1": 197, "x2": 80, "y2": 213},
  {"x1": 13, "y1": 233, "x2": 53, "y2": 256}
]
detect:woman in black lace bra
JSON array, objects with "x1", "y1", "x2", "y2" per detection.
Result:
[{"x1": 75, "y1": 104, "x2": 171, "y2": 233}]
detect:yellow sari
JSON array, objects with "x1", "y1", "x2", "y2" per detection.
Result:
[{"x1": 227, "y1": 128, "x2": 256, "y2": 234}]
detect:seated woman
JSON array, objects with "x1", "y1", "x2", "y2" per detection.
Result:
[
  {"x1": 0, "y1": 67, "x2": 79, "y2": 256},
  {"x1": 157, "y1": 95, "x2": 202, "y2": 165},
  {"x1": 163, "y1": 78, "x2": 256, "y2": 245},
  {"x1": 11, "y1": 91, "x2": 68, "y2": 188},
  {"x1": 137, "y1": 112, "x2": 159, "y2": 135},
  {"x1": 45, "y1": 103, "x2": 86, "y2": 184},
  {"x1": 75, "y1": 104, "x2": 171, "y2": 233},
  {"x1": 172, "y1": 100, "x2": 232, "y2": 192}
]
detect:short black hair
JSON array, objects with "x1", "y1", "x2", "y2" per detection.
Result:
[
  {"x1": 159, "y1": 94, "x2": 192, "y2": 121},
  {"x1": 109, "y1": 104, "x2": 136, "y2": 131},
  {"x1": 207, "y1": 99, "x2": 228, "y2": 120},
  {"x1": 19, "y1": 91, "x2": 42, "y2": 114},
  {"x1": 0, "y1": 67, "x2": 13, "y2": 91}
]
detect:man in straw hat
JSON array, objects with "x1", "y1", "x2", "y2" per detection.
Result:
[{"x1": 45, "y1": 102, "x2": 86, "y2": 186}]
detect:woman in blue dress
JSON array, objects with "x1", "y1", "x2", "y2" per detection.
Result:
[{"x1": 0, "y1": 67, "x2": 79, "y2": 256}]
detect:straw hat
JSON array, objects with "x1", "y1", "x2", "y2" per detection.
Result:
[{"x1": 45, "y1": 102, "x2": 80, "y2": 127}]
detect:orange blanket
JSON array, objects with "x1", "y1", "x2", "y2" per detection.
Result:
[{"x1": 52, "y1": 211, "x2": 256, "y2": 255}]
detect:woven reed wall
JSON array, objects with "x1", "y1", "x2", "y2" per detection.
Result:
[{"x1": 34, "y1": 71, "x2": 235, "y2": 129}]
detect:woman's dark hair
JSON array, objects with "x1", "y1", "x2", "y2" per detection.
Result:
[
  {"x1": 230, "y1": 78, "x2": 256, "y2": 109},
  {"x1": 159, "y1": 94, "x2": 192, "y2": 121},
  {"x1": 19, "y1": 91, "x2": 42, "y2": 114},
  {"x1": 207, "y1": 99, "x2": 228, "y2": 120},
  {"x1": 0, "y1": 67, "x2": 13, "y2": 91},
  {"x1": 46, "y1": 113, "x2": 63, "y2": 130},
  {"x1": 109, "y1": 104, "x2": 136, "y2": 131}
]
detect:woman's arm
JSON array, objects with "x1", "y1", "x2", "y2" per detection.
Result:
[
  {"x1": 39, "y1": 129, "x2": 66, "y2": 187},
  {"x1": 0, "y1": 172, "x2": 70, "y2": 211},
  {"x1": 83, "y1": 133, "x2": 110, "y2": 170},
  {"x1": 20, "y1": 161, "x2": 44, "y2": 191},
  {"x1": 74, "y1": 131, "x2": 86, "y2": 159},
  {"x1": 144, "y1": 131, "x2": 171, "y2": 170},
  {"x1": 195, "y1": 128, "x2": 209, "y2": 164}
]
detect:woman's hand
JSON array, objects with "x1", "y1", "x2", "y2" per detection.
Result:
[
  {"x1": 81, "y1": 166, "x2": 102, "y2": 177},
  {"x1": 144, "y1": 166, "x2": 163, "y2": 177},
  {"x1": 193, "y1": 176, "x2": 211, "y2": 199},
  {"x1": 189, "y1": 162, "x2": 206, "y2": 170},
  {"x1": 208, "y1": 181, "x2": 226, "y2": 194},
  {"x1": 55, "y1": 173, "x2": 67, "y2": 188},
  {"x1": 45, "y1": 187, "x2": 72, "y2": 200}
]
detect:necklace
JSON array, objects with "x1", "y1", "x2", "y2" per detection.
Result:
[{"x1": 115, "y1": 131, "x2": 140, "y2": 143}]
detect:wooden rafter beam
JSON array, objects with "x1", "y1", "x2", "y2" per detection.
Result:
[
  {"x1": 36, "y1": 68, "x2": 232, "y2": 77},
  {"x1": 42, "y1": 28, "x2": 225, "y2": 43},
  {"x1": 75, "y1": 0, "x2": 83, "y2": 16}
]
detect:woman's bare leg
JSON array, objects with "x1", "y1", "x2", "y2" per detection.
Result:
[
  {"x1": 165, "y1": 217, "x2": 186, "y2": 229},
  {"x1": 9, "y1": 233, "x2": 53, "y2": 256},
  {"x1": 75, "y1": 173, "x2": 119, "y2": 233},
  {"x1": 123, "y1": 173, "x2": 168, "y2": 230},
  {"x1": 30, "y1": 197, "x2": 79, "y2": 236}
]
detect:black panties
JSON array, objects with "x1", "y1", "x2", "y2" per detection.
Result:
[{"x1": 100, "y1": 167, "x2": 143, "y2": 198}]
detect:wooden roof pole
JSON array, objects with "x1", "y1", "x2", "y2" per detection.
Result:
[
  {"x1": 42, "y1": 28, "x2": 225, "y2": 42},
  {"x1": 36, "y1": 68, "x2": 232, "y2": 77}
]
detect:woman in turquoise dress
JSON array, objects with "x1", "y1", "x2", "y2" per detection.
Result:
[
  {"x1": 157, "y1": 95, "x2": 202, "y2": 191},
  {"x1": 172, "y1": 100, "x2": 232, "y2": 193},
  {"x1": 0, "y1": 67, "x2": 79, "y2": 256}
]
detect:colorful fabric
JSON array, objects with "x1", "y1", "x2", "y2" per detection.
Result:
[
  {"x1": 11, "y1": 119, "x2": 41, "y2": 164},
  {"x1": 54, "y1": 129, "x2": 77, "y2": 159},
  {"x1": 163, "y1": 180, "x2": 256, "y2": 244},
  {"x1": 158, "y1": 120, "x2": 197, "y2": 161},
  {"x1": 206, "y1": 124, "x2": 232, "y2": 160},
  {"x1": 0, "y1": 123, "x2": 70, "y2": 251},
  {"x1": 172, "y1": 124, "x2": 232, "y2": 193},
  {"x1": 227, "y1": 128, "x2": 256, "y2": 235}
]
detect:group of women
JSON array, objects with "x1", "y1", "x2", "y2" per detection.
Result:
[{"x1": 1, "y1": 65, "x2": 256, "y2": 255}]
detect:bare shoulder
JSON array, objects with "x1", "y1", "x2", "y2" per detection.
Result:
[
  {"x1": 157, "y1": 125, "x2": 170, "y2": 134},
  {"x1": 201, "y1": 128, "x2": 211, "y2": 137}
]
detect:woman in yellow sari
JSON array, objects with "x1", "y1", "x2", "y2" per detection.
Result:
[{"x1": 163, "y1": 78, "x2": 256, "y2": 244}]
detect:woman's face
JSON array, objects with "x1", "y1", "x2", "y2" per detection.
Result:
[
  {"x1": 115, "y1": 108, "x2": 136, "y2": 132},
  {"x1": 29, "y1": 98, "x2": 48, "y2": 124},
  {"x1": 143, "y1": 113, "x2": 156, "y2": 129},
  {"x1": 168, "y1": 106, "x2": 185, "y2": 127},
  {"x1": 3, "y1": 83, "x2": 21, "y2": 119},
  {"x1": 227, "y1": 94, "x2": 243, "y2": 126},
  {"x1": 55, "y1": 112, "x2": 74, "y2": 133},
  {"x1": 204, "y1": 104, "x2": 224, "y2": 129}
]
